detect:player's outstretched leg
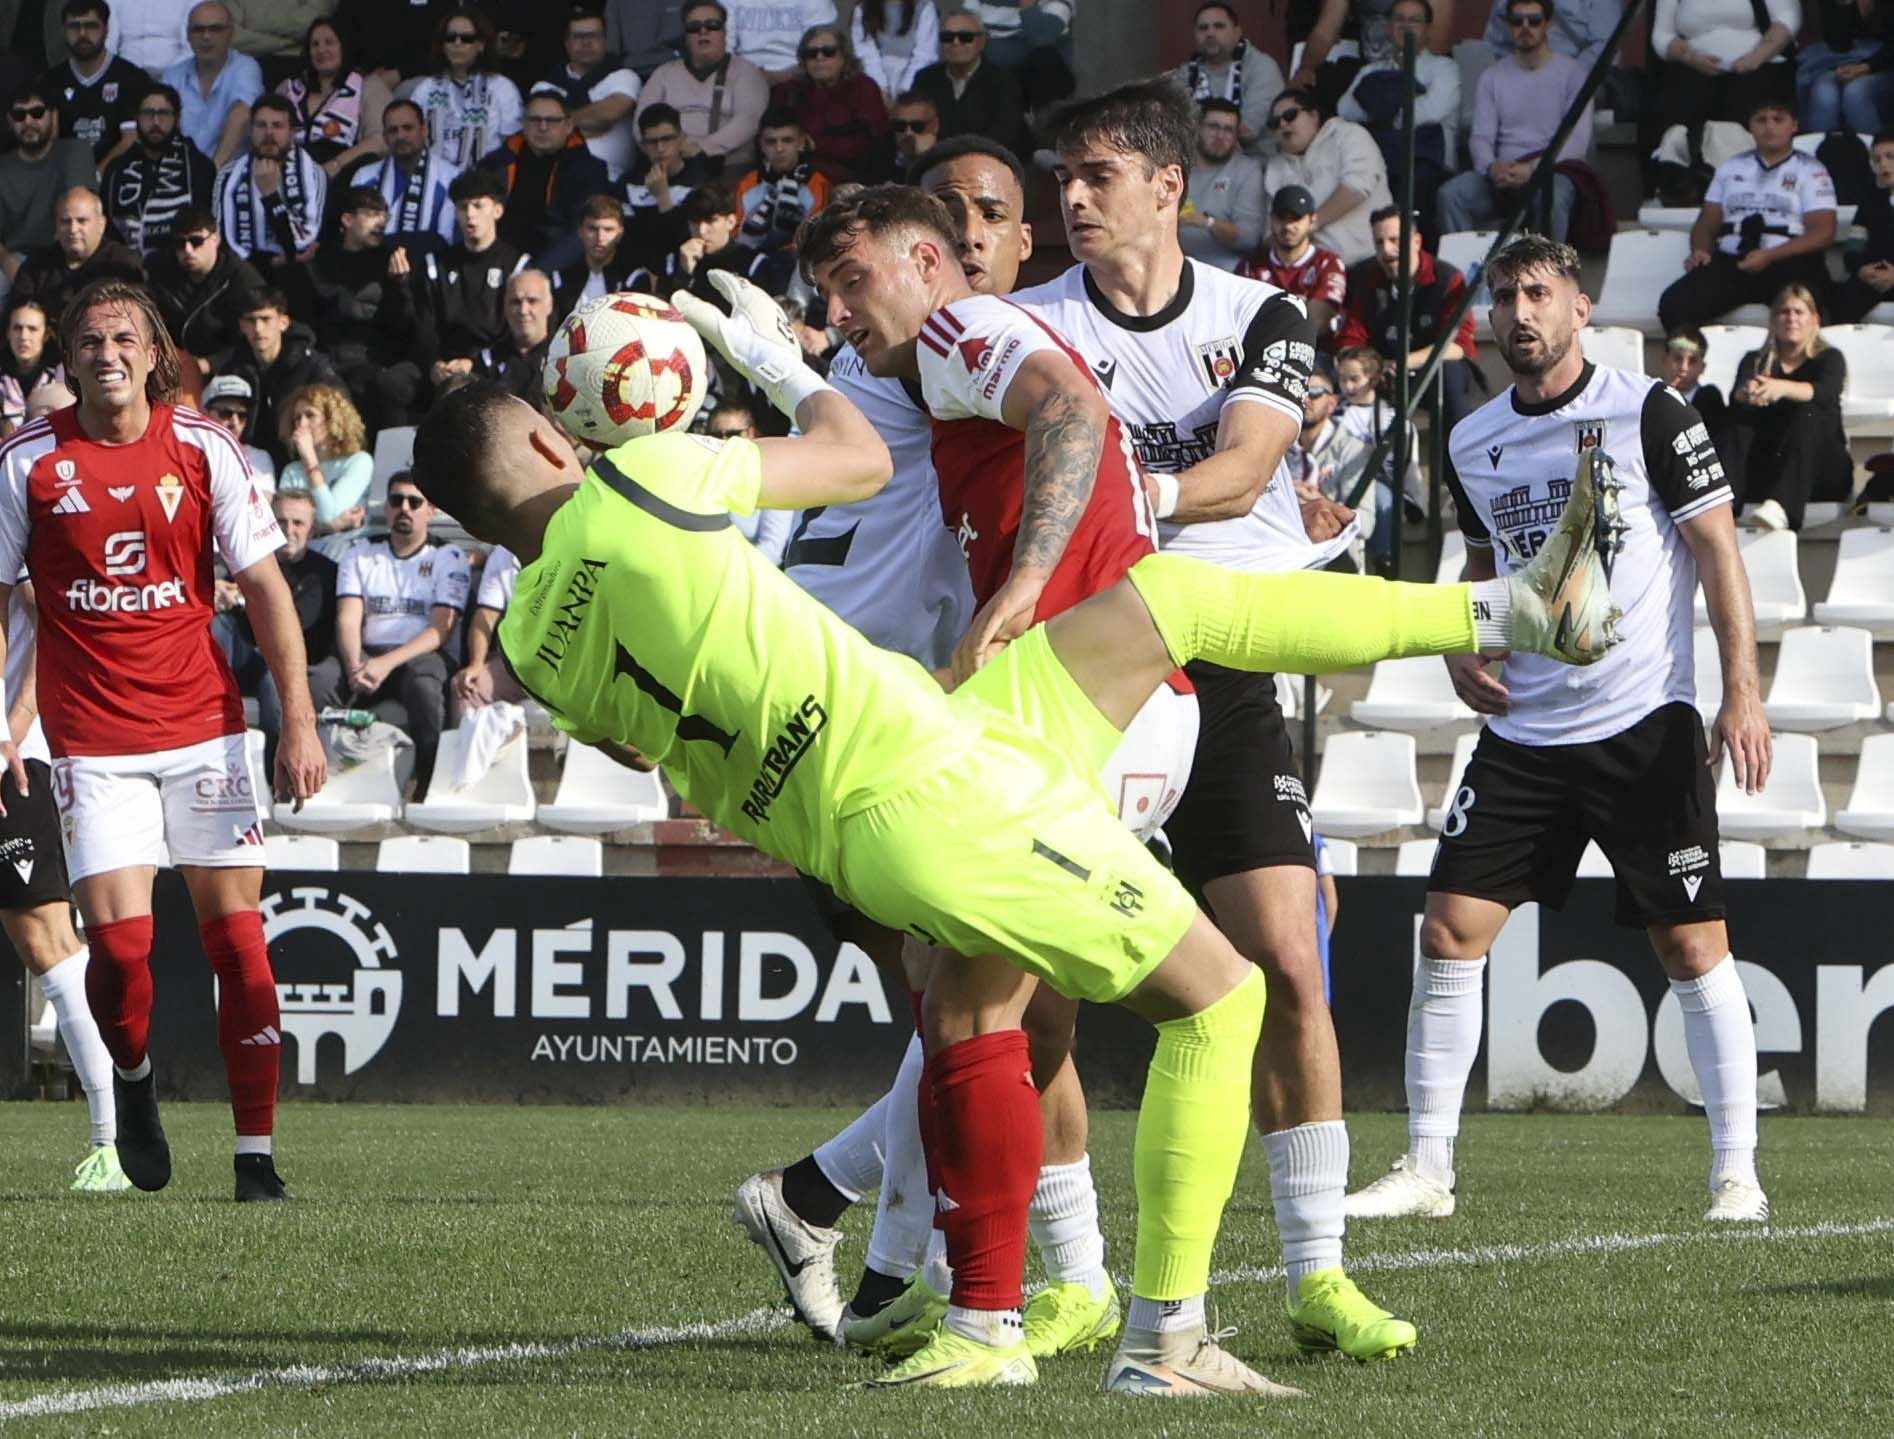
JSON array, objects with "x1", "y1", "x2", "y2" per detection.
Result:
[
  {"x1": 84, "y1": 913, "x2": 169, "y2": 1193},
  {"x1": 28, "y1": 941, "x2": 130, "y2": 1193}
]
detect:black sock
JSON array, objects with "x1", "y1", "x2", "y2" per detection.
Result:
[
  {"x1": 779, "y1": 1156, "x2": 851, "y2": 1229},
  {"x1": 850, "y1": 1265, "x2": 908, "y2": 1317}
]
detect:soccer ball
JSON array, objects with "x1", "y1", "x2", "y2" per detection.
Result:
[{"x1": 543, "y1": 292, "x2": 707, "y2": 446}]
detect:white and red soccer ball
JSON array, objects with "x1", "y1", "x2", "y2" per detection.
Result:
[{"x1": 543, "y1": 292, "x2": 706, "y2": 446}]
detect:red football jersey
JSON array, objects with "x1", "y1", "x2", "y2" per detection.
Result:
[
  {"x1": 1240, "y1": 244, "x2": 1347, "y2": 344},
  {"x1": 0, "y1": 404, "x2": 283, "y2": 757}
]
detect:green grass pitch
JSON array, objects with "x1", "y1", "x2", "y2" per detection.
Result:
[{"x1": 1, "y1": 1103, "x2": 1890, "y2": 1436}]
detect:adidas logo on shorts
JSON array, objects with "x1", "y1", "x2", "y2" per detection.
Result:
[{"x1": 239, "y1": 1025, "x2": 281, "y2": 1047}]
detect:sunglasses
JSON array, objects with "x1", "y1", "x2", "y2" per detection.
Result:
[
  {"x1": 138, "y1": 106, "x2": 177, "y2": 119},
  {"x1": 801, "y1": 44, "x2": 839, "y2": 58},
  {"x1": 443, "y1": 30, "x2": 480, "y2": 42},
  {"x1": 684, "y1": 19, "x2": 725, "y2": 33},
  {"x1": 208, "y1": 405, "x2": 248, "y2": 421},
  {"x1": 9, "y1": 105, "x2": 47, "y2": 121},
  {"x1": 891, "y1": 118, "x2": 933, "y2": 133},
  {"x1": 1268, "y1": 106, "x2": 1305, "y2": 129},
  {"x1": 1506, "y1": 13, "x2": 1547, "y2": 25},
  {"x1": 187, "y1": 21, "x2": 229, "y2": 33},
  {"x1": 177, "y1": 232, "x2": 215, "y2": 248},
  {"x1": 1306, "y1": 386, "x2": 1335, "y2": 399},
  {"x1": 940, "y1": 29, "x2": 980, "y2": 42},
  {"x1": 387, "y1": 493, "x2": 428, "y2": 510},
  {"x1": 707, "y1": 428, "x2": 751, "y2": 439}
]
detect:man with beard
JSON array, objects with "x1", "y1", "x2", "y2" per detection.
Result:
[
  {"x1": 1239, "y1": 185, "x2": 1348, "y2": 344},
  {"x1": 473, "y1": 268, "x2": 555, "y2": 399},
  {"x1": 11, "y1": 189, "x2": 145, "y2": 326},
  {"x1": 211, "y1": 96, "x2": 326, "y2": 270},
  {"x1": 0, "y1": 85, "x2": 98, "y2": 280},
  {"x1": 146, "y1": 207, "x2": 265, "y2": 373},
  {"x1": 102, "y1": 84, "x2": 215, "y2": 259},
  {"x1": 1180, "y1": 98, "x2": 1264, "y2": 272},
  {"x1": 281, "y1": 188, "x2": 407, "y2": 428},
  {"x1": 551, "y1": 197, "x2": 649, "y2": 320},
  {"x1": 889, "y1": 90, "x2": 939, "y2": 179},
  {"x1": 477, "y1": 89, "x2": 609, "y2": 272},
  {"x1": 545, "y1": 8, "x2": 643, "y2": 182},
  {"x1": 354, "y1": 101, "x2": 461, "y2": 254},
  {"x1": 38, "y1": 0, "x2": 147, "y2": 168},
  {"x1": 1169, "y1": 1, "x2": 1285, "y2": 156}
]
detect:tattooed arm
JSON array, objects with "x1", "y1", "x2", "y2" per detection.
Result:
[{"x1": 949, "y1": 351, "x2": 1109, "y2": 684}]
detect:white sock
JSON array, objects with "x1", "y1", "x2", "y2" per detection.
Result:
[
  {"x1": 235, "y1": 1134, "x2": 272, "y2": 1157},
  {"x1": 1028, "y1": 1156, "x2": 1110, "y2": 1300},
  {"x1": 1468, "y1": 579, "x2": 1513, "y2": 649},
  {"x1": 813, "y1": 1091, "x2": 888, "y2": 1203},
  {"x1": 1407, "y1": 956, "x2": 1485, "y2": 1185},
  {"x1": 1669, "y1": 956, "x2": 1759, "y2": 1189},
  {"x1": 1263, "y1": 1121, "x2": 1348, "y2": 1304},
  {"x1": 115, "y1": 1054, "x2": 151, "y2": 1083},
  {"x1": 866, "y1": 1033, "x2": 933, "y2": 1279},
  {"x1": 37, "y1": 949, "x2": 115, "y2": 1146},
  {"x1": 923, "y1": 1227, "x2": 952, "y2": 1296},
  {"x1": 1127, "y1": 1293, "x2": 1204, "y2": 1334},
  {"x1": 944, "y1": 1304, "x2": 1023, "y2": 1345}
]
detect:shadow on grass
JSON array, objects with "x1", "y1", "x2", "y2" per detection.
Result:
[
  {"x1": 1749, "y1": 1274, "x2": 1894, "y2": 1301},
  {"x1": 0, "y1": 1319, "x2": 480, "y2": 1384}
]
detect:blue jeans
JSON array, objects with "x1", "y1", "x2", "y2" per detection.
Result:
[
  {"x1": 1798, "y1": 41, "x2": 1892, "y2": 134},
  {"x1": 1435, "y1": 169, "x2": 1576, "y2": 244}
]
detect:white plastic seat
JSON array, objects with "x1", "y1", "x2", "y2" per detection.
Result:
[
  {"x1": 1395, "y1": 837, "x2": 1440, "y2": 875},
  {"x1": 1435, "y1": 529, "x2": 1466, "y2": 584},
  {"x1": 1801, "y1": 502, "x2": 1845, "y2": 529},
  {"x1": 536, "y1": 740, "x2": 669, "y2": 833},
  {"x1": 1425, "y1": 730, "x2": 1481, "y2": 831},
  {"x1": 1309, "y1": 732, "x2": 1423, "y2": 837},
  {"x1": 1274, "y1": 672, "x2": 1331, "y2": 720},
  {"x1": 1435, "y1": 230, "x2": 1497, "y2": 336},
  {"x1": 1836, "y1": 732, "x2": 1894, "y2": 839},
  {"x1": 508, "y1": 835, "x2": 604, "y2": 876},
  {"x1": 1632, "y1": 203, "x2": 1697, "y2": 232},
  {"x1": 1318, "y1": 837, "x2": 1358, "y2": 877},
  {"x1": 1716, "y1": 732, "x2": 1825, "y2": 838},
  {"x1": 1812, "y1": 527, "x2": 1894, "y2": 635},
  {"x1": 375, "y1": 835, "x2": 470, "y2": 873},
  {"x1": 1692, "y1": 626, "x2": 1722, "y2": 722},
  {"x1": 1593, "y1": 230, "x2": 1691, "y2": 336},
  {"x1": 1762, "y1": 626, "x2": 1880, "y2": 730},
  {"x1": 1720, "y1": 840, "x2": 1767, "y2": 879},
  {"x1": 276, "y1": 742, "x2": 402, "y2": 833},
  {"x1": 369, "y1": 424, "x2": 417, "y2": 514},
  {"x1": 1583, "y1": 325, "x2": 1645, "y2": 374},
  {"x1": 1695, "y1": 529, "x2": 1805, "y2": 631},
  {"x1": 1698, "y1": 325, "x2": 1768, "y2": 401},
  {"x1": 1575, "y1": 840, "x2": 1613, "y2": 877},
  {"x1": 1822, "y1": 324, "x2": 1894, "y2": 425},
  {"x1": 263, "y1": 834, "x2": 340, "y2": 871},
  {"x1": 405, "y1": 730, "x2": 535, "y2": 833},
  {"x1": 1806, "y1": 840, "x2": 1894, "y2": 878},
  {"x1": 1350, "y1": 655, "x2": 1474, "y2": 729}
]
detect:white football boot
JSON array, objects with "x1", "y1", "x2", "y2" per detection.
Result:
[
  {"x1": 732, "y1": 1169, "x2": 846, "y2": 1340},
  {"x1": 1704, "y1": 1178, "x2": 1770, "y2": 1223},
  {"x1": 1343, "y1": 1154, "x2": 1457, "y2": 1220}
]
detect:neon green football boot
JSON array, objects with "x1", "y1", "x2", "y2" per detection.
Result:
[
  {"x1": 1023, "y1": 1280, "x2": 1122, "y2": 1358},
  {"x1": 861, "y1": 1324, "x2": 1038, "y2": 1389},
  {"x1": 71, "y1": 1144, "x2": 132, "y2": 1193},
  {"x1": 839, "y1": 1273, "x2": 948, "y2": 1358},
  {"x1": 1288, "y1": 1267, "x2": 1417, "y2": 1361}
]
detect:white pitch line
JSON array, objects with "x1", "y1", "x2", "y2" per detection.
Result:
[{"x1": 7, "y1": 1218, "x2": 1889, "y2": 1422}]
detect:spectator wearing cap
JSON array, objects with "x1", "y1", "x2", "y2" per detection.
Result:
[
  {"x1": 474, "y1": 267, "x2": 556, "y2": 399},
  {"x1": 163, "y1": 1, "x2": 263, "y2": 169},
  {"x1": 1262, "y1": 86, "x2": 1390, "y2": 266},
  {"x1": 1239, "y1": 184, "x2": 1348, "y2": 340},
  {"x1": 605, "y1": 0, "x2": 688, "y2": 81},
  {"x1": 39, "y1": 0, "x2": 148, "y2": 168},
  {"x1": 1435, "y1": 0, "x2": 1589, "y2": 243},
  {"x1": 1661, "y1": 327, "x2": 1728, "y2": 440},
  {"x1": 213, "y1": 286, "x2": 340, "y2": 467},
  {"x1": 771, "y1": 23, "x2": 889, "y2": 180},
  {"x1": 735, "y1": 109, "x2": 832, "y2": 253},
  {"x1": 545, "y1": 8, "x2": 643, "y2": 183},
  {"x1": 636, "y1": 2, "x2": 772, "y2": 173},
  {"x1": 913, "y1": 10, "x2": 1029, "y2": 158},
  {"x1": 0, "y1": 83, "x2": 99, "y2": 280},
  {"x1": 889, "y1": 90, "x2": 940, "y2": 178},
  {"x1": 101, "y1": 82, "x2": 215, "y2": 258},
  {"x1": 553, "y1": 195, "x2": 650, "y2": 318},
  {"x1": 148, "y1": 205, "x2": 264, "y2": 371},
  {"x1": 1180, "y1": 98, "x2": 1264, "y2": 272},
  {"x1": 212, "y1": 94, "x2": 327, "y2": 267},
  {"x1": 201, "y1": 373, "x2": 279, "y2": 484},
  {"x1": 1657, "y1": 97, "x2": 1836, "y2": 334},
  {"x1": 11, "y1": 187, "x2": 145, "y2": 324},
  {"x1": 623, "y1": 103, "x2": 711, "y2": 272},
  {"x1": 1170, "y1": 1, "x2": 1284, "y2": 157},
  {"x1": 354, "y1": 100, "x2": 463, "y2": 253},
  {"x1": 477, "y1": 87, "x2": 611, "y2": 272}
]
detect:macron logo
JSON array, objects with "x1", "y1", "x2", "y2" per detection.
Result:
[
  {"x1": 1682, "y1": 875, "x2": 1704, "y2": 901},
  {"x1": 51, "y1": 488, "x2": 89, "y2": 515}
]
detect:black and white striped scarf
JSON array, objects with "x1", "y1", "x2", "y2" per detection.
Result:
[
  {"x1": 740, "y1": 159, "x2": 813, "y2": 250},
  {"x1": 219, "y1": 147, "x2": 318, "y2": 257},
  {"x1": 108, "y1": 134, "x2": 197, "y2": 253},
  {"x1": 1188, "y1": 38, "x2": 1247, "y2": 112},
  {"x1": 391, "y1": 149, "x2": 439, "y2": 236}
]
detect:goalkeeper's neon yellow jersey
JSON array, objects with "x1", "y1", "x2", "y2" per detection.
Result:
[{"x1": 501, "y1": 432, "x2": 970, "y2": 882}]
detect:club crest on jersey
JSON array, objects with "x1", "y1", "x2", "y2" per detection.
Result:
[
  {"x1": 1196, "y1": 337, "x2": 1241, "y2": 388},
  {"x1": 1573, "y1": 419, "x2": 1606, "y2": 454},
  {"x1": 155, "y1": 473, "x2": 183, "y2": 522},
  {"x1": 53, "y1": 460, "x2": 78, "y2": 487}
]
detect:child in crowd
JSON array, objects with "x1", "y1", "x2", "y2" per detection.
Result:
[{"x1": 1829, "y1": 133, "x2": 1894, "y2": 324}]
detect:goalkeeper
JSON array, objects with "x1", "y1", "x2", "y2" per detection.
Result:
[{"x1": 409, "y1": 272, "x2": 1622, "y2": 1399}]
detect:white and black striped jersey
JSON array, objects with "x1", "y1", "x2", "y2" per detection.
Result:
[
  {"x1": 1446, "y1": 361, "x2": 1730, "y2": 747},
  {"x1": 1010, "y1": 259, "x2": 1357, "y2": 573},
  {"x1": 780, "y1": 345, "x2": 974, "y2": 670}
]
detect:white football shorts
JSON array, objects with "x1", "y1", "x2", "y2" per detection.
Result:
[
  {"x1": 52, "y1": 733, "x2": 266, "y2": 882},
  {"x1": 1102, "y1": 683, "x2": 1199, "y2": 843}
]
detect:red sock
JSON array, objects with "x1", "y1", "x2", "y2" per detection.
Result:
[
  {"x1": 200, "y1": 911, "x2": 281, "y2": 1137},
  {"x1": 84, "y1": 915, "x2": 154, "y2": 1069},
  {"x1": 926, "y1": 1029, "x2": 1042, "y2": 1311}
]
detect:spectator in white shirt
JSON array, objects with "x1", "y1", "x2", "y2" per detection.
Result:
[
  {"x1": 1263, "y1": 87, "x2": 1392, "y2": 265},
  {"x1": 117, "y1": 0, "x2": 192, "y2": 74},
  {"x1": 452, "y1": 544, "x2": 525, "y2": 714},
  {"x1": 854, "y1": 0, "x2": 940, "y2": 97},
  {"x1": 546, "y1": 9, "x2": 643, "y2": 182},
  {"x1": 731, "y1": 0, "x2": 839, "y2": 85}
]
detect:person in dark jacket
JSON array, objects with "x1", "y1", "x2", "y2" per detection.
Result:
[
  {"x1": 770, "y1": 22, "x2": 890, "y2": 180},
  {"x1": 101, "y1": 82, "x2": 216, "y2": 258},
  {"x1": 476, "y1": 88, "x2": 610, "y2": 271},
  {"x1": 212, "y1": 286, "x2": 340, "y2": 467},
  {"x1": 551, "y1": 194, "x2": 651, "y2": 319},
  {"x1": 658, "y1": 180, "x2": 795, "y2": 295},
  {"x1": 9, "y1": 187, "x2": 145, "y2": 329},
  {"x1": 473, "y1": 266, "x2": 554, "y2": 399},
  {"x1": 912, "y1": 10, "x2": 1030, "y2": 159},
  {"x1": 1661, "y1": 327, "x2": 1729, "y2": 445},
  {"x1": 147, "y1": 205, "x2": 267, "y2": 372},
  {"x1": 621, "y1": 101, "x2": 710, "y2": 273},
  {"x1": 1829, "y1": 132, "x2": 1894, "y2": 324},
  {"x1": 280, "y1": 186, "x2": 409, "y2": 429}
]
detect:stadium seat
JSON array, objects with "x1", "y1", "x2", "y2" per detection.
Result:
[
  {"x1": 1699, "y1": 325, "x2": 1767, "y2": 401},
  {"x1": 369, "y1": 424, "x2": 417, "y2": 516},
  {"x1": 1632, "y1": 203, "x2": 1697, "y2": 232},
  {"x1": 1435, "y1": 230, "x2": 1496, "y2": 337},
  {"x1": 1395, "y1": 837, "x2": 1439, "y2": 875},
  {"x1": 1275, "y1": 672, "x2": 1331, "y2": 720},
  {"x1": 1350, "y1": 655, "x2": 1474, "y2": 729},
  {"x1": 375, "y1": 835, "x2": 471, "y2": 873},
  {"x1": 1692, "y1": 626, "x2": 1722, "y2": 721},
  {"x1": 1867, "y1": 501, "x2": 1894, "y2": 525},
  {"x1": 1835, "y1": 732, "x2": 1894, "y2": 839},
  {"x1": 1426, "y1": 730, "x2": 1481, "y2": 831},
  {"x1": 275, "y1": 742, "x2": 403, "y2": 833},
  {"x1": 1716, "y1": 732, "x2": 1825, "y2": 838},
  {"x1": 1309, "y1": 731, "x2": 1423, "y2": 836},
  {"x1": 536, "y1": 740, "x2": 669, "y2": 833},
  {"x1": 1720, "y1": 840, "x2": 1767, "y2": 878},
  {"x1": 1320, "y1": 837, "x2": 1359, "y2": 876},
  {"x1": 1435, "y1": 529, "x2": 1466, "y2": 584},
  {"x1": 405, "y1": 730, "x2": 536, "y2": 833},
  {"x1": 1763, "y1": 626, "x2": 1880, "y2": 730},
  {"x1": 1802, "y1": 502, "x2": 1845, "y2": 528},
  {"x1": 508, "y1": 835, "x2": 605, "y2": 876},
  {"x1": 1696, "y1": 529, "x2": 1805, "y2": 632},
  {"x1": 1593, "y1": 230, "x2": 1691, "y2": 336},
  {"x1": 1805, "y1": 840, "x2": 1894, "y2": 878},
  {"x1": 263, "y1": 834, "x2": 340, "y2": 871},
  {"x1": 1583, "y1": 325, "x2": 1645, "y2": 374},
  {"x1": 1821, "y1": 325, "x2": 1894, "y2": 427},
  {"x1": 1812, "y1": 527, "x2": 1894, "y2": 634},
  {"x1": 1576, "y1": 840, "x2": 1613, "y2": 877}
]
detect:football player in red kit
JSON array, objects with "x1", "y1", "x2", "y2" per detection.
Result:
[{"x1": 0, "y1": 281, "x2": 326, "y2": 1202}]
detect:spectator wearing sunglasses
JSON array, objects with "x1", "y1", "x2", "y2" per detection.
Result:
[
  {"x1": 889, "y1": 89, "x2": 940, "y2": 177},
  {"x1": 636, "y1": 1, "x2": 772, "y2": 172},
  {"x1": 0, "y1": 84, "x2": 97, "y2": 282},
  {"x1": 771, "y1": 24, "x2": 889, "y2": 178},
  {"x1": 409, "y1": 7, "x2": 526, "y2": 170},
  {"x1": 1482, "y1": 0, "x2": 1618, "y2": 66},
  {"x1": 146, "y1": 205, "x2": 266, "y2": 371},
  {"x1": 912, "y1": 9, "x2": 1029, "y2": 158},
  {"x1": 729, "y1": 1, "x2": 841, "y2": 85},
  {"x1": 1261, "y1": 87, "x2": 1390, "y2": 265}
]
